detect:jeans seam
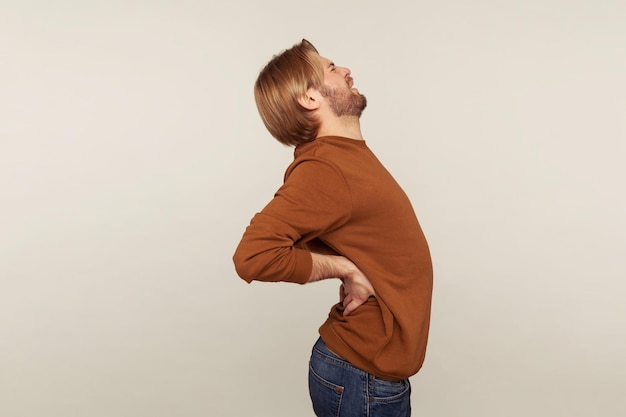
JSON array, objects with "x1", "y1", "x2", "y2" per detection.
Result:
[{"x1": 312, "y1": 346, "x2": 366, "y2": 376}]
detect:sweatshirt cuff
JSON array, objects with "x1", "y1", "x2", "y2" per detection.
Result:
[{"x1": 289, "y1": 248, "x2": 313, "y2": 284}]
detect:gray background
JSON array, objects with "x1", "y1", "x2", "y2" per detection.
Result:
[{"x1": 1, "y1": 1, "x2": 624, "y2": 416}]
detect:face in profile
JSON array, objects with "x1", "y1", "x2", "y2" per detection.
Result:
[{"x1": 316, "y1": 55, "x2": 367, "y2": 118}]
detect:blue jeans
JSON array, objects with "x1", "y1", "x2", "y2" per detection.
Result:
[{"x1": 308, "y1": 338, "x2": 411, "y2": 417}]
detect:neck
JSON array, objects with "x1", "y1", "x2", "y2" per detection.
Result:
[{"x1": 316, "y1": 115, "x2": 364, "y2": 141}]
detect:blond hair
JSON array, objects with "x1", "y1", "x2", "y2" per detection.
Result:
[{"x1": 254, "y1": 39, "x2": 324, "y2": 146}]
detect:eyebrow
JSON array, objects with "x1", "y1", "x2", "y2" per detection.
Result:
[{"x1": 328, "y1": 62, "x2": 335, "y2": 69}]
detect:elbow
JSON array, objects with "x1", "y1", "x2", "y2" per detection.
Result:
[
  {"x1": 232, "y1": 249, "x2": 257, "y2": 283},
  {"x1": 232, "y1": 242, "x2": 311, "y2": 284}
]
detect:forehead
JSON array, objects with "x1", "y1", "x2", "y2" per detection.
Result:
[{"x1": 316, "y1": 54, "x2": 334, "y2": 69}]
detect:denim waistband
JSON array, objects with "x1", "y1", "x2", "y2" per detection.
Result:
[{"x1": 312, "y1": 337, "x2": 367, "y2": 376}]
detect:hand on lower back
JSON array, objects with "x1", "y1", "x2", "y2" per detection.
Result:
[
  {"x1": 339, "y1": 261, "x2": 376, "y2": 317},
  {"x1": 309, "y1": 253, "x2": 375, "y2": 316}
]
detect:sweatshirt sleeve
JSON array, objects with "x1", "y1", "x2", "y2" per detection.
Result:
[{"x1": 232, "y1": 157, "x2": 351, "y2": 284}]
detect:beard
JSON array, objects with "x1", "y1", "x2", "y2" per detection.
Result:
[{"x1": 320, "y1": 84, "x2": 367, "y2": 118}]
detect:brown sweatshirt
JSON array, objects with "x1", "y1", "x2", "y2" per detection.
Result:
[{"x1": 233, "y1": 136, "x2": 433, "y2": 380}]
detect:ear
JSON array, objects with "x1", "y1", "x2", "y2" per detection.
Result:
[{"x1": 297, "y1": 88, "x2": 321, "y2": 110}]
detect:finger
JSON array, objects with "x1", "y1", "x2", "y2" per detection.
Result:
[
  {"x1": 342, "y1": 293, "x2": 353, "y2": 309},
  {"x1": 343, "y1": 299, "x2": 359, "y2": 317}
]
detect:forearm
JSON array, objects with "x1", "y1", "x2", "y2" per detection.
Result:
[{"x1": 308, "y1": 253, "x2": 354, "y2": 283}]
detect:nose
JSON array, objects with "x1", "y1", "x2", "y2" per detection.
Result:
[{"x1": 339, "y1": 66, "x2": 351, "y2": 77}]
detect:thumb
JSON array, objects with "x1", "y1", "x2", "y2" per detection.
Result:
[{"x1": 343, "y1": 299, "x2": 359, "y2": 317}]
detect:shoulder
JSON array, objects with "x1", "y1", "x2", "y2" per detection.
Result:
[{"x1": 284, "y1": 155, "x2": 347, "y2": 189}]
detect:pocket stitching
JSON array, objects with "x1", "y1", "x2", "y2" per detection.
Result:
[
  {"x1": 370, "y1": 378, "x2": 410, "y2": 402},
  {"x1": 309, "y1": 363, "x2": 345, "y2": 393}
]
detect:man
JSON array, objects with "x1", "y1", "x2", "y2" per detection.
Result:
[{"x1": 233, "y1": 39, "x2": 433, "y2": 417}]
